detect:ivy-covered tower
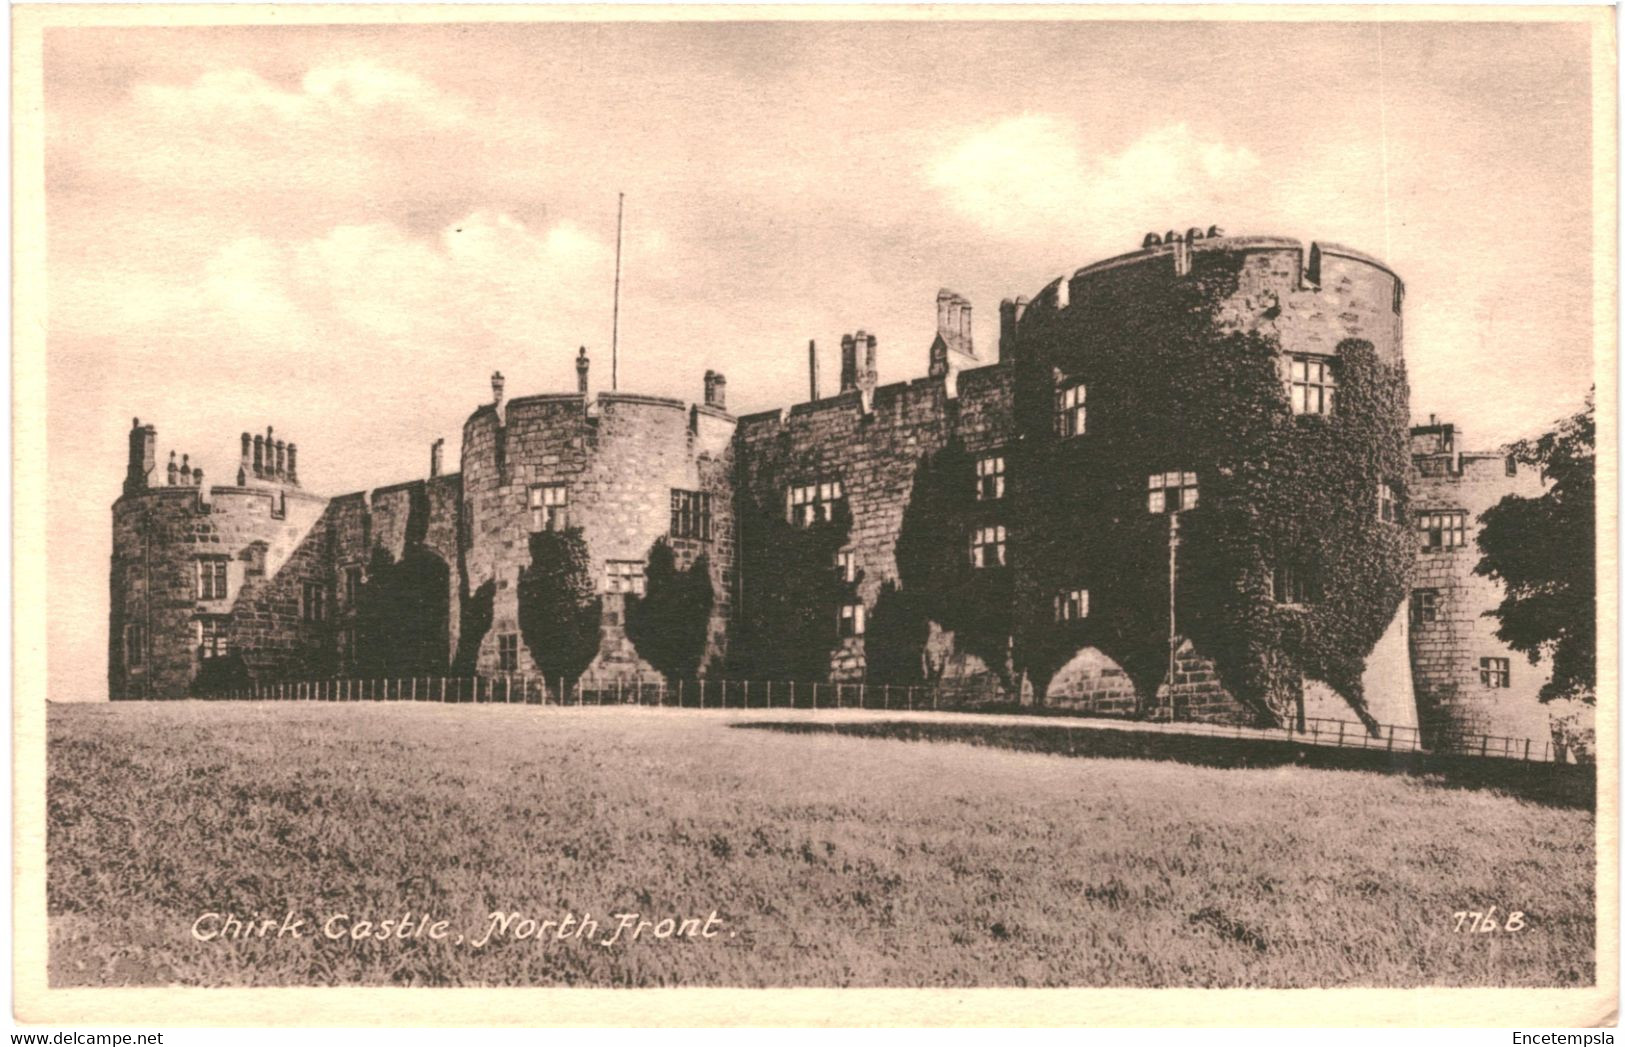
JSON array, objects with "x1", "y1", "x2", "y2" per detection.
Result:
[{"x1": 1005, "y1": 233, "x2": 1417, "y2": 729}]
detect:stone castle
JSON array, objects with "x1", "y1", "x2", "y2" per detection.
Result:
[{"x1": 108, "y1": 231, "x2": 1552, "y2": 746}]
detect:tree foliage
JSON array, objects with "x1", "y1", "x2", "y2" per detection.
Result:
[
  {"x1": 731, "y1": 497, "x2": 853, "y2": 680},
  {"x1": 893, "y1": 440, "x2": 1015, "y2": 687},
  {"x1": 517, "y1": 528, "x2": 601, "y2": 683},
  {"x1": 1475, "y1": 394, "x2": 1596, "y2": 703},
  {"x1": 626, "y1": 538, "x2": 715, "y2": 680}
]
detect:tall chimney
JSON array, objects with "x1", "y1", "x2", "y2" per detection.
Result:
[
  {"x1": 840, "y1": 334, "x2": 858, "y2": 393},
  {"x1": 253, "y1": 434, "x2": 264, "y2": 478},
  {"x1": 492, "y1": 370, "x2": 506, "y2": 423},
  {"x1": 862, "y1": 333, "x2": 878, "y2": 388},
  {"x1": 274, "y1": 439, "x2": 286, "y2": 478},
  {"x1": 703, "y1": 370, "x2": 727, "y2": 410},
  {"x1": 240, "y1": 432, "x2": 251, "y2": 475},
  {"x1": 167, "y1": 451, "x2": 178, "y2": 486},
  {"x1": 430, "y1": 438, "x2": 444, "y2": 478},
  {"x1": 125, "y1": 418, "x2": 156, "y2": 494},
  {"x1": 286, "y1": 443, "x2": 298, "y2": 485},
  {"x1": 576, "y1": 347, "x2": 590, "y2": 397},
  {"x1": 957, "y1": 298, "x2": 973, "y2": 356},
  {"x1": 808, "y1": 340, "x2": 819, "y2": 401}
]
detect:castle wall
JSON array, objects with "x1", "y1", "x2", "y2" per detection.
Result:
[
  {"x1": 735, "y1": 364, "x2": 1013, "y2": 680},
  {"x1": 1409, "y1": 446, "x2": 1553, "y2": 746},
  {"x1": 109, "y1": 483, "x2": 330, "y2": 698},
  {"x1": 460, "y1": 391, "x2": 736, "y2": 681}
]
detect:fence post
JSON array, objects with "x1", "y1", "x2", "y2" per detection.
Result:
[
  {"x1": 932, "y1": 686, "x2": 938, "y2": 711},
  {"x1": 1387, "y1": 726, "x2": 1394, "y2": 751},
  {"x1": 790, "y1": 681, "x2": 796, "y2": 707},
  {"x1": 1481, "y1": 735, "x2": 1489, "y2": 757},
  {"x1": 1337, "y1": 721, "x2": 1345, "y2": 747},
  {"x1": 1524, "y1": 738, "x2": 1532, "y2": 761}
]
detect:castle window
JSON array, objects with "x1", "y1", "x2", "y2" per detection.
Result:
[
  {"x1": 124, "y1": 623, "x2": 145, "y2": 668},
  {"x1": 976, "y1": 454, "x2": 1006, "y2": 501},
  {"x1": 196, "y1": 556, "x2": 228, "y2": 601},
  {"x1": 301, "y1": 581, "x2": 327, "y2": 623},
  {"x1": 1417, "y1": 510, "x2": 1468, "y2": 551},
  {"x1": 1290, "y1": 355, "x2": 1336, "y2": 415},
  {"x1": 1412, "y1": 589, "x2": 1439, "y2": 625},
  {"x1": 788, "y1": 479, "x2": 845, "y2": 526},
  {"x1": 343, "y1": 565, "x2": 363, "y2": 609},
  {"x1": 1378, "y1": 482, "x2": 1398, "y2": 523},
  {"x1": 498, "y1": 633, "x2": 519, "y2": 673},
  {"x1": 970, "y1": 524, "x2": 1007, "y2": 568},
  {"x1": 197, "y1": 616, "x2": 229, "y2": 660},
  {"x1": 529, "y1": 483, "x2": 570, "y2": 533},
  {"x1": 606, "y1": 560, "x2": 646, "y2": 596},
  {"x1": 1054, "y1": 588, "x2": 1089, "y2": 622},
  {"x1": 1054, "y1": 382, "x2": 1087, "y2": 438},
  {"x1": 839, "y1": 602, "x2": 866, "y2": 638},
  {"x1": 1479, "y1": 656, "x2": 1510, "y2": 689},
  {"x1": 670, "y1": 489, "x2": 713, "y2": 541},
  {"x1": 836, "y1": 548, "x2": 857, "y2": 584},
  {"x1": 1148, "y1": 471, "x2": 1199, "y2": 514},
  {"x1": 1272, "y1": 558, "x2": 1320, "y2": 605}
]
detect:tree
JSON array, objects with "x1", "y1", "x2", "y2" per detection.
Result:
[
  {"x1": 731, "y1": 497, "x2": 852, "y2": 680},
  {"x1": 626, "y1": 539, "x2": 714, "y2": 680},
  {"x1": 517, "y1": 528, "x2": 602, "y2": 685},
  {"x1": 1475, "y1": 393, "x2": 1595, "y2": 703}
]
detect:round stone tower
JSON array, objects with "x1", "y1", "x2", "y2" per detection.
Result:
[
  {"x1": 1005, "y1": 233, "x2": 1416, "y2": 728},
  {"x1": 458, "y1": 361, "x2": 736, "y2": 681}
]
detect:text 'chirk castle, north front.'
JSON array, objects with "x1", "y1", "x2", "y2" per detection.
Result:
[{"x1": 108, "y1": 231, "x2": 1553, "y2": 747}]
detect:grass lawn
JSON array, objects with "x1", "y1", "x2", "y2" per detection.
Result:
[{"x1": 46, "y1": 701, "x2": 1595, "y2": 987}]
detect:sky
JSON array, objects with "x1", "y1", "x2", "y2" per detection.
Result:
[{"x1": 42, "y1": 18, "x2": 1596, "y2": 700}]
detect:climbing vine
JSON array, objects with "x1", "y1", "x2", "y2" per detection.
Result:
[{"x1": 1011, "y1": 251, "x2": 1413, "y2": 725}]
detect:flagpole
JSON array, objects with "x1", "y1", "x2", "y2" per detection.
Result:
[{"x1": 611, "y1": 192, "x2": 624, "y2": 392}]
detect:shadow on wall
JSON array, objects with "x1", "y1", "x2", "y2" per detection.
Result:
[{"x1": 728, "y1": 719, "x2": 1595, "y2": 811}]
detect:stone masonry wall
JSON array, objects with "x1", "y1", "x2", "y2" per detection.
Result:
[
  {"x1": 734, "y1": 363, "x2": 1013, "y2": 681},
  {"x1": 1410, "y1": 444, "x2": 1553, "y2": 745},
  {"x1": 109, "y1": 483, "x2": 330, "y2": 698}
]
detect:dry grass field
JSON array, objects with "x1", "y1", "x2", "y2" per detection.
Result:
[{"x1": 47, "y1": 701, "x2": 1595, "y2": 987}]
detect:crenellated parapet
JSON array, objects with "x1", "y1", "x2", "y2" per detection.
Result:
[{"x1": 1010, "y1": 232, "x2": 1405, "y2": 369}]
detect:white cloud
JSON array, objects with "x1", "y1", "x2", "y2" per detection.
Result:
[
  {"x1": 928, "y1": 116, "x2": 1260, "y2": 244},
  {"x1": 130, "y1": 59, "x2": 468, "y2": 131}
]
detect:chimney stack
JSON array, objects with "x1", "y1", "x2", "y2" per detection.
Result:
[
  {"x1": 180, "y1": 454, "x2": 193, "y2": 485},
  {"x1": 492, "y1": 370, "x2": 506, "y2": 424},
  {"x1": 840, "y1": 334, "x2": 858, "y2": 393},
  {"x1": 430, "y1": 438, "x2": 444, "y2": 478},
  {"x1": 125, "y1": 418, "x2": 156, "y2": 495},
  {"x1": 274, "y1": 439, "x2": 286, "y2": 478},
  {"x1": 936, "y1": 289, "x2": 976, "y2": 360},
  {"x1": 253, "y1": 434, "x2": 264, "y2": 477},
  {"x1": 703, "y1": 370, "x2": 727, "y2": 410},
  {"x1": 576, "y1": 347, "x2": 590, "y2": 397},
  {"x1": 167, "y1": 451, "x2": 178, "y2": 486},
  {"x1": 808, "y1": 340, "x2": 819, "y2": 401},
  {"x1": 287, "y1": 443, "x2": 298, "y2": 485}
]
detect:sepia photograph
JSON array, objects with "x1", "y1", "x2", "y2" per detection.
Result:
[{"x1": 11, "y1": 3, "x2": 1616, "y2": 1027}]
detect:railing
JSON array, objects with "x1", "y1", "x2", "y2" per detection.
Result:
[{"x1": 199, "y1": 675, "x2": 1580, "y2": 764}]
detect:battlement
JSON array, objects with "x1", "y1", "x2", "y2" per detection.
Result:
[{"x1": 1006, "y1": 230, "x2": 1406, "y2": 369}]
